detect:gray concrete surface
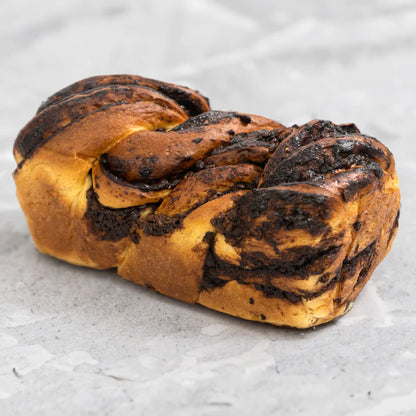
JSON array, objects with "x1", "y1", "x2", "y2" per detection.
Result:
[{"x1": 1, "y1": 0, "x2": 415, "y2": 414}]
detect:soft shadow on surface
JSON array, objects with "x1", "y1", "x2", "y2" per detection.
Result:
[
  {"x1": 0, "y1": 206, "x2": 393, "y2": 344},
  {"x1": 0, "y1": 209, "x2": 346, "y2": 341},
  {"x1": 36, "y1": 251, "x2": 338, "y2": 340}
]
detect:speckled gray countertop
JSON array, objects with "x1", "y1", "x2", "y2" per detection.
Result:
[{"x1": 1, "y1": 1, "x2": 415, "y2": 415}]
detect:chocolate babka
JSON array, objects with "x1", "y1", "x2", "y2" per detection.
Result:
[{"x1": 13, "y1": 75, "x2": 400, "y2": 328}]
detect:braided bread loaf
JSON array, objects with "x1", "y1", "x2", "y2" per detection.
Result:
[{"x1": 13, "y1": 75, "x2": 400, "y2": 328}]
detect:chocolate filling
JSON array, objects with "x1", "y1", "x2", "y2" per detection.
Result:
[
  {"x1": 100, "y1": 154, "x2": 183, "y2": 192},
  {"x1": 261, "y1": 139, "x2": 384, "y2": 188},
  {"x1": 238, "y1": 245, "x2": 342, "y2": 277},
  {"x1": 209, "y1": 128, "x2": 287, "y2": 155},
  {"x1": 84, "y1": 188, "x2": 152, "y2": 242},
  {"x1": 156, "y1": 83, "x2": 210, "y2": 117},
  {"x1": 83, "y1": 188, "x2": 185, "y2": 242},
  {"x1": 171, "y1": 111, "x2": 252, "y2": 132},
  {"x1": 200, "y1": 231, "x2": 345, "y2": 303},
  {"x1": 386, "y1": 209, "x2": 400, "y2": 246},
  {"x1": 339, "y1": 240, "x2": 377, "y2": 284},
  {"x1": 212, "y1": 188, "x2": 331, "y2": 248},
  {"x1": 38, "y1": 75, "x2": 210, "y2": 117},
  {"x1": 340, "y1": 172, "x2": 374, "y2": 202}
]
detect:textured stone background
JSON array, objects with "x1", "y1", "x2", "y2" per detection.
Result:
[{"x1": 1, "y1": 0, "x2": 415, "y2": 414}]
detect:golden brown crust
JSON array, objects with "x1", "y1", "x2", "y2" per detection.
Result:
[
  {"x1": 14, "y1": 84, "x2": 189, "y2": 165},
  {"x1": 13, "y1": 74, "x2": 400, "y2": 328},
  {"x1": 37, "y1": 74, "x2": 211, "y2": 117}
]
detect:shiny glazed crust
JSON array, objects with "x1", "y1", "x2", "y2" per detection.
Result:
[{"x1": 13, "y1": 74, "x2": 400, "y2": 328}]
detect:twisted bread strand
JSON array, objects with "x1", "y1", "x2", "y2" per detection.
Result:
[{"x1": 13, "y1": 75, "x2": 400, "y2": 328}]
